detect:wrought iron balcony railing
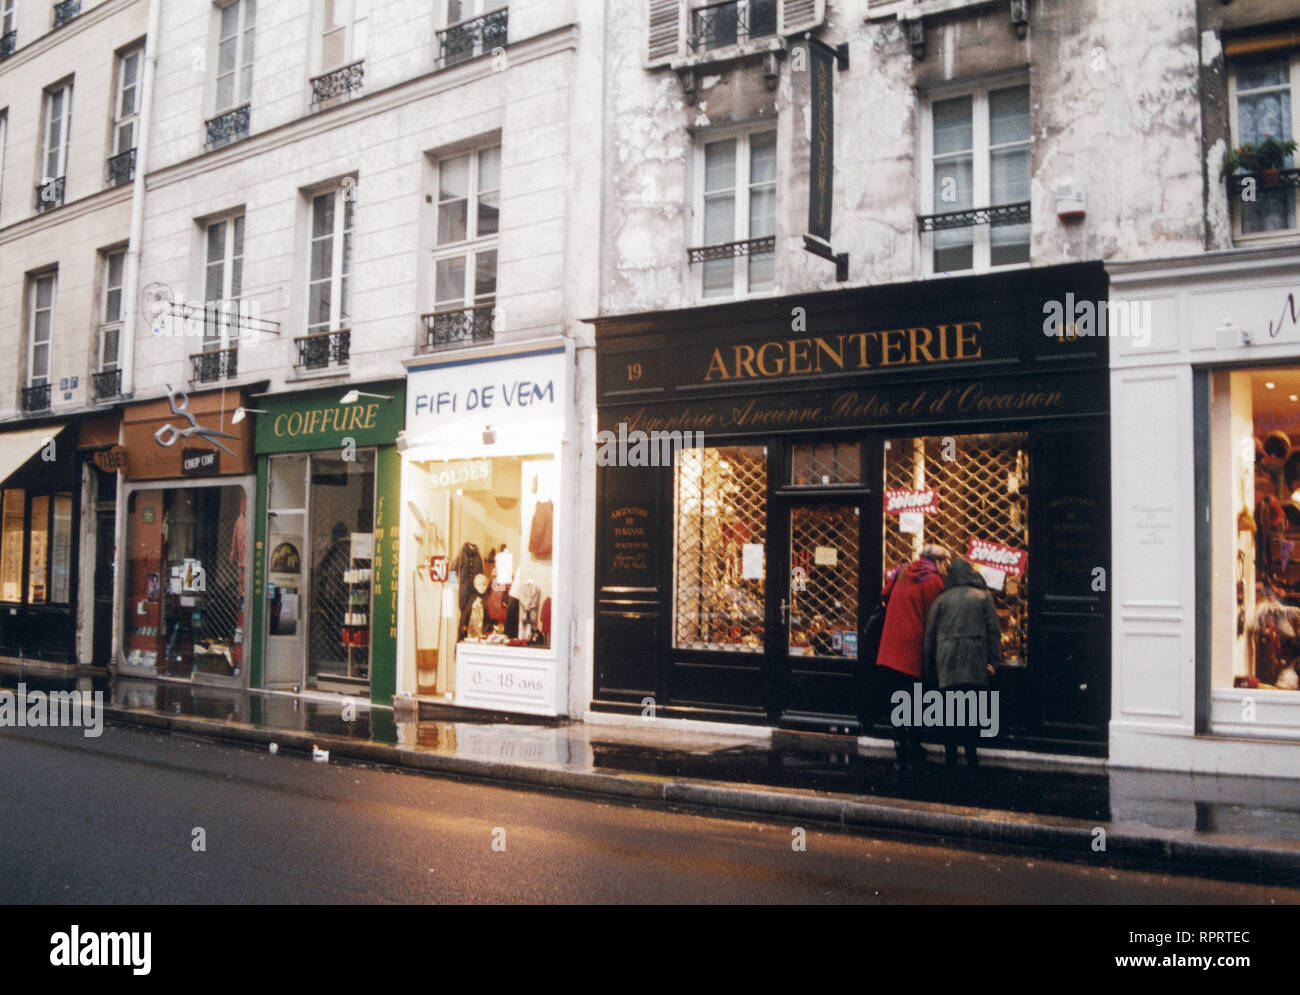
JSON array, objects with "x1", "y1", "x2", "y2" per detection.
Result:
[
  {"x1": 35, "y1": 176, "x2": 66, "y2": 212},
  {"x1": 421, "y1": 304, "x2": 497, "y2": 351},
  {"x1": 295, "y1": 329, "x2": 350, "y2": 371},
  {"x1": 1225, "y1": 166, "x2": 1300, "y2": 197},
  {"x1": 52, "y1": 0, "x2": 81, "y2": 29},
  {"x1": 107, "y1": 148, "x2": 136, "y2": 188},
  {"x1": 91, "y1": 368, "x2": 122, "y2": 401},
  {"x1": 689, "y1": 0, "x2": 777, "y2": 52},
  {"x1": 917, "y1": 200, "x2": 1031, "y2": 232},
  {"x1": 311, "y1": 60, "x2": 365, "y2": 103},
  {"x1": 190, "y1": 347, "x2": 238, "y2": 384},
  {"x1": 438, "y1": 8, "x2": 508, "y2": 68},
  {"x1": 0, "y1": 29, "x2": 15, "y2": 60},
  {"x1": 206, "y1": 104, "x2": 251, "y2": 150},
  {"x1": 687, "y1": 235, "x2": 775, "y2": 263},
  {"x1": 21, "y1": 383, "x2": 51, "y2": 414}
]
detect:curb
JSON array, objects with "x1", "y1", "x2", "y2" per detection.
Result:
[{"x1": 105, "y1": 705, "x2": 1300, "y2": 876}]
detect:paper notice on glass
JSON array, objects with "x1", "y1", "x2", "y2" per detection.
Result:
[
  {"x1": 814, "y1": 546, "x2": 838, "y2": 567},
  {"x1": 742, "y1": 543, "x2": 764, "y2": 579},
  {"x1": 442, "y1": 587, "x2": 457, "y2": 619},
  {"x1": 275, "y1": 592, "x2": 299, "y2": 635},
  {"x1": 977, "y1": 565, "x2": 1006, "y2": 591},
  {"x1": 350, "y1": 532, "x2": 375, "y2": 560},
  {"x1": 496, "y1": 550, "x2": 513, "y2": 584},
  {"x1": 898, "y1": 512, "x2": 924, "y2": 534}
]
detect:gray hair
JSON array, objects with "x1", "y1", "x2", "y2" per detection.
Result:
[{"x1": 919, "y1": 543, "x2": 952, "y2": 563}]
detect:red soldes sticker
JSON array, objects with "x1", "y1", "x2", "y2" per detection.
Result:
[
  {"x1": 884, "y1": 488, "x2": 938, "y2": 514},
  {"x1": 966, "y1": 537, "x2": 1027, "y2": 577}
]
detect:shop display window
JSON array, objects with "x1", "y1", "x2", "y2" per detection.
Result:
[
  {"x1": 883, "y1": 432, "x2": 1028, "y2": 665},
  {"x1": 0, "y1": 490, "x2": 22, "y2": 602},
  {"x1": 672, "y1": 445, "x2": 767, "y2": 651},
  {"x1": 406, "y1": 453, "x2": 555, "y2": 697},
  {"x1": 124, "y1": 485, "x2": 248, "y2": 679},
  {"x1": 1212, "y1": 368, "x2": 1300, "y2": 693}
]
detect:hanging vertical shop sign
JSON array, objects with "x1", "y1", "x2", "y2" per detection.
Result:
[{"x1": 802, "y1": 36, "x2": 849, "y2": 281}]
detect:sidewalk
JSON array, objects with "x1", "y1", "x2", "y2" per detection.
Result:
[{"x1": 5, "y1": 662, "x2": 1300, "y2": 879}]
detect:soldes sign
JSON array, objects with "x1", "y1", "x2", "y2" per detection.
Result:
[
  {"x1": 884, "y1": 488, "x2": 938, "y2": 515},
  {"x1": 967, "y1": 537, "x2": 1027, "y2": 577}
]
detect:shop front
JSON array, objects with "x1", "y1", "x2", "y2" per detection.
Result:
[
  {"x1": 1110, "y1": 246, "x2": 1300, "y2": 776},
  {"x1": 250, "y1": 382, "x2": 404, "y2": 704},
  {"x1": 0, "y1": 421, "x2": 82, "y2": 664},
  {"x1": 118, "y1": 388, "x2": 257, "y2": 684},
  {"x1": 396, "y1": 342, "x2": 574, "y2": 717},
  {"x1": 592, "y1": 262, "x2": 1111, "y2": 753}
]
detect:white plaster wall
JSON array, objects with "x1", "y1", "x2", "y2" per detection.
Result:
[{"x1": 598, "y1": 0, "x2": 1207, "y2": 315}]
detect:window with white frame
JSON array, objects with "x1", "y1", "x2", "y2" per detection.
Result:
[
  {"x1": 1229, "y1": 49, "x2": 1298, "y2": 238},
  {"x1": 307, "y1": 184, "x2": 355, "y2": 337},
  {"x1": 203, "y1": 214, "x2": 244, "y2": 351},
  {"x1": 29, "y1": 272, "x2": 55, "y2": 387},
  {"x1": 440, "y1": 0, "x2": 507, "y2": 67},
  {"x1": 320, "y1": 0, "x2": 367, "y2": 71},
  {"x1": 433, "y1": 145, "x2": 499, "y2": 319},
  {"x1": 98, "y1": 249, "x2": 124, "y2": 373},
  {"x1": 214, "y1": 0, "x2": 255, "y2": 114},
  {"x1": 923, "y1": 80, "x2": 1030, "y2": 274},
  {"x1": 0, "y1": 111, "x2": 7, "y2": 212},
  {"x1": 1, "y1": 0, "x2": 15, "y2": 42},
  {"x1": 42, "y1": 81, "x2": 72, "y2": 184},
  {"x1": 694, "y1": 128, "x2": 776, "y2": 300},
  {"x1": 114, "y1": 47, "x2": 142, "y2": 156}
]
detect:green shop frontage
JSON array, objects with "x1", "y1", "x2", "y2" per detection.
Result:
[{"x1": 249, "y1": 381, "x2": 404, "y2": 716}]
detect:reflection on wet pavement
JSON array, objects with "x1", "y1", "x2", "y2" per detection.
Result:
[{"x1": 4, "y1": 661, "x2": 1300, "y2": 841}]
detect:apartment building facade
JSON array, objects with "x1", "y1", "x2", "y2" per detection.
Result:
[
  {"x1": 113, "y1": 0, "x2": 603, "y2": 718},
  {"x1": 588, "y1": 0, "x2": 1205, "y2": 756},
  {"x1": 0, "y1": 0, "x2": 150, "y2": 668}
]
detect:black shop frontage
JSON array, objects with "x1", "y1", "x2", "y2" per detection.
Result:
[{"x1": 591, "y1": 261, "x2": 1111, "y2": 754}]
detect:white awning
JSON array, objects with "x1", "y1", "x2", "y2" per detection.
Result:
[{"x1": 0, "y1": 424, "x2": 65, "y2": 486}]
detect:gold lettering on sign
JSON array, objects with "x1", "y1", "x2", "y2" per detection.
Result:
[{"x1": 701, "y1": 322, "x2": 982, "y2": 382}]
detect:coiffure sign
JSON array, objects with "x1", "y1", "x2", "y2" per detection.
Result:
[{"x1": 407, "y1": 348, "x2": 567, "y2": 437}]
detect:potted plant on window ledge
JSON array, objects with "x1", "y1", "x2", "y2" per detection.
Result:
[{"x1": 1222, "y1": 135, "x2": 1298, "y2": 188}]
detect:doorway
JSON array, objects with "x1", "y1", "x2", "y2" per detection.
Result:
[{"x1": 263, "y1": 450, "x2": 376, "y2": 694}]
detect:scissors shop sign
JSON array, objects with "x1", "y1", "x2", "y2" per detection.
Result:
[{"x1": 122, "y1": 386, "x2": 255, "y2": 480}]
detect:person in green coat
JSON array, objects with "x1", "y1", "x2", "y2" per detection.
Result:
[{"x1": 924, "y1": 557, "x2": 1002, "y2": 767}]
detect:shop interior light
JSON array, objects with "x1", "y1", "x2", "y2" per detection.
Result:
[
  {"x1": 1266, "y1": 382, "x2": 1277, "y2": 390},
  {"x1": 483, "y1": 425, "x2": 496, "y2": 445},
  {"x1": 231, "y1": 406, "x2": 267, "y2": 424},
  {"x1": 340, "y1": 390, "x2": 394, "y2": 404}
]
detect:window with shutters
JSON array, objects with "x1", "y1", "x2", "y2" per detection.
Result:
[{"x1": 646, "y1": 0, "x2": 823, "y2": 67}]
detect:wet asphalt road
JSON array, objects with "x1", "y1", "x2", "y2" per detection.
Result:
[{"x1": 1, "y1": 723, "x2": 1297, "y2": 904}]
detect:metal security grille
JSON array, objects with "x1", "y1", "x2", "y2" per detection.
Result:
[
  {"x1": 791, "y1": 441, "x2": 861, "y2": 486},
  {"x1": 673, "y1": 445, "x2": 767, "y2": 652},
  {"x1": 789, "y1": 505, "x2": 859, "y2": 658},
  {"x1": 883, "y1": 432, "x2": 1029, "y2": 664}
]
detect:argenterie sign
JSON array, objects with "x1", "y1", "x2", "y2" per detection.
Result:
[
  {"x1": 967, "y1": 537, "x2": 1027, "y2": 577},
  {"x1": 884, "y1": 488, "x2": 938, "y2": 515}
]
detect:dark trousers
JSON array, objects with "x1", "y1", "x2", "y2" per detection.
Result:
[
  {"x1": 943, "y1": 683, "x2": 984, "y2": 766},
  {"x1": 875, "y1": 666, "x2": 925, "y2": 761}
]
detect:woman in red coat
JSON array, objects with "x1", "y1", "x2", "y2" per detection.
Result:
[{"x1": 875, "y1": 544, "x2": 950, "y2": 765}]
